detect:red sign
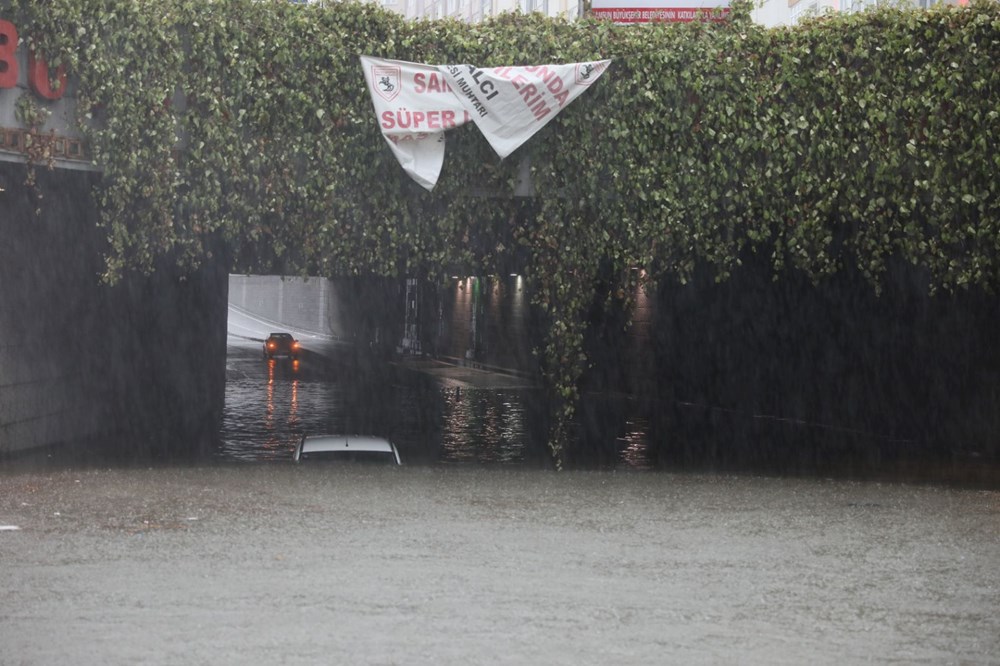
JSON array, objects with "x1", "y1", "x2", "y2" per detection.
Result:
[
  {"x1": 590, "y1": 0, "x2": 731, "y2": 23},
  {"x1": 0, "y1": 19, "x2": 68, "y2": 101}
]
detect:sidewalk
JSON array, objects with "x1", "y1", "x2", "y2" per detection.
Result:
[{"x1": 393, "y1": 354, "x2": 538, "y2": 390}]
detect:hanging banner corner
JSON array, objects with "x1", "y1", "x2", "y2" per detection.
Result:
[{"x1": 360, "y1": 55, "x2": 611, "y2": 190}]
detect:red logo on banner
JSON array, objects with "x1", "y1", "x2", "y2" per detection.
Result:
[
  {"x1": 372, "y1": 64, "x2": 401, "y2": 102},
  {"x1": 575, "y1": 61, "x2": 609, "y2": 86}
]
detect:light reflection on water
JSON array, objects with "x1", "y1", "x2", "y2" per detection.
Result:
[
  {"x1": 220, "y1": 274, "x2": 659, "y2": 469},
  {"x1": 219, "y1": 357, "x2": 348, "y2": 462},
  {"x1": 219, "y1": 345, "x2": 656, "y2": 469},
  {"x1": 616, "y1": 417, "x2": 655, "y2": 470},
  {"x1": 219, "y1": 347, "x2": 544, "y2": 465},
  {"x1": 437, "y1": 387, "x2": 528, "y2": 465}
]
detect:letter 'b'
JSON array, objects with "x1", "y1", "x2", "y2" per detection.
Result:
[{"x1": 0, "y1": 19, "x2": 18, "y2": 89}]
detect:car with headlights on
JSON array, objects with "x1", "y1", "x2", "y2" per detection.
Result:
[{"x1": 263, "y1": 332, "x2": 300, "y2": 360}]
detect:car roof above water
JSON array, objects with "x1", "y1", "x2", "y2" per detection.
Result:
[
  {"x1": 301, "y1": 435, "x2": 393, "y2": 453},
  {"x1": 295, "y1": 434, "x2": 401, "y2": 464}
]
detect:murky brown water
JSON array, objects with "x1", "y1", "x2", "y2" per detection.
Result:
[
  {"x1": 219, "y1": 336, "x2": 995, "y2": 486},
  {"x1": 1, "y1": 466, "x2": 997, "y2": 664},
  {"x1": 222, "y1": 337, "x2": 662, "y2": 469},
  {"x1": 219, "y1": 339, "x2": 555, "y2": 466}
]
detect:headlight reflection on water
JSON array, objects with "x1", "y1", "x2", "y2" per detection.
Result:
[
  {"x1": 439, "y1": 387, "x2": 528, "y2": 465},
  {"x1": 616, "y1": 417, "x2": 655, "y2": 470}
]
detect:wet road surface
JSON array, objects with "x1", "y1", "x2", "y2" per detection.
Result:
[
  {"x1": 1, "y1": 466, "x2": 998, "y2": 665},
  {"x1": 219, "y1": 332, "x2": 553, "y2": 467}
]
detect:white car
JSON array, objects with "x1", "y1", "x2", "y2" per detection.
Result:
[{"x1": 293, "y1": 434, "x2": 402, "y2": 464}]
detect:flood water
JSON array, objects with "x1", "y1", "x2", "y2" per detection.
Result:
[
  {"x1": 222, "y1": 274, "x2": 659, "y2": 470},
  {"x1": 217, "y1": 335, "x2": 994, "y2": 484},
  {"x1": 4, "y1": 464, "x2": 999, "y2": 665},
  {"x1": 219, "y1": 338, "x2": 562, "y2": 467},
  {"x1": 219, "y1": 332, "x2": 661, "y2": 470},
  {"x1": 220, "y1": 270, "x2": 999, "y2": 485}
]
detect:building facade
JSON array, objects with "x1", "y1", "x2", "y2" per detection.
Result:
[
  {"x1": 759, "y1": 0, "x2": 970, "y2": 28},
  {"x1": 297, "y1": 0, "x2": 976, "y2": 28},
  {"x1": 378, "y1": 0, "x2": 582, "y2": 21}
]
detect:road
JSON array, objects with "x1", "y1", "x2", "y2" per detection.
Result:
[
  {"x1": 227, "y1": 303, "x2": 535, "y2": 389},
  {"x1": 220, "y1": 305, "x2": 553, "y2": 467},
  {"x1": 1, "y1": 465, "x2": 997, "y2": 665}
]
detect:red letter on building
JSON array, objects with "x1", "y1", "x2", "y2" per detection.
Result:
[
  {"x1": 28, "y1": 51, "x2": 67, "y2": 100},
  {"x1": 0, "y1": 19, "x2": 18, "y2": 89}
]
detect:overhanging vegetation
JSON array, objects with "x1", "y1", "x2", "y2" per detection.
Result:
[{"x1": 5, "y1": 0, "x2": 998, "y2": 465}]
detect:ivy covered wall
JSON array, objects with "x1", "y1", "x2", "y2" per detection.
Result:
[{"x1": 4, "y1": 0, "x2": 998, "y2": 466}]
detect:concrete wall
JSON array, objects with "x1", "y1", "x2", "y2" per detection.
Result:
[
  {"x1": 432, "y1": 276, "x2": 541, "y2": 373},
  {"x1": 0, "y1": 163, "x2": 106, "y2": 452},
  {"x1": 229, "y1": 273, "x2": 657, "y2": 383},
  {"x1": 229, "y1": 274, "x2": 338, "y2": 337},
  {"x1": 229, "y1": 274, "x2": 402, "y2": 352},
  {"x1": 650, "y1": 254, "x2": 1000, "y2": 466},
  {"x1": 1, "y1": 161, "x2": 229, "y2": 458}
]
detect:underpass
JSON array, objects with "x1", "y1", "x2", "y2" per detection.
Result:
[{"x1": 221, "y1": 300, "x2": 548, "y2": 467}]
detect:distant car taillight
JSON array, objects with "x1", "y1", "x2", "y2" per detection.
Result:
[
  {"x1": 292, "y1": 342, "x2": 300, "y2": 349},
  {"x1": 268, "y1": 342, "x2": 276, "y2": 349}
]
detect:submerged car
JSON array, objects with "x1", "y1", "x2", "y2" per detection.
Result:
[
  {"x1": 263, "y1": 332, "x2": 300, "y2": 360},
  {"x1": 293, "y1": 434, "x2": 402, "y2": 465}
]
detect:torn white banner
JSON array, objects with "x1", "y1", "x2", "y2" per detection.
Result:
[{"x1": 361, "y1": 56, "x2": 611, "y2": 190}]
